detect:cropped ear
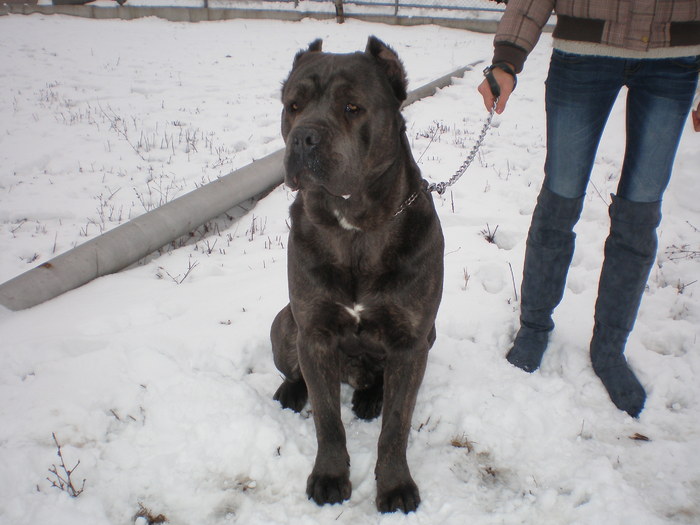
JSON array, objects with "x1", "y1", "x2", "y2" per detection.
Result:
[
  {"x1": 293, "y1": 39, "x2": 323, "y2": 66},
  {"x1": 365, "y1": 36, "x2": 407, "y2": 102}
]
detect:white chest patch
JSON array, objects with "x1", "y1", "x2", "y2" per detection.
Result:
[
  {"x1": 343, "y1": 303, "x2": 365, "y2": 324},
  {"x1": 333, "y1": 209, "x2": 362, "y2": 232}
]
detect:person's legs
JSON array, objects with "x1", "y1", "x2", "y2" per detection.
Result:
[
  {"x1": 617, "y1": 56, "x2": 700, "y2": 203},
  {"x1": 542, "y1": 51, "x2": 622, "y2": 198},
  {"x1": 591, "y1": 56, "x2": 699, "y2": 417},
  {"x1": 508, "y1": 51, "x2": 621, "y2": 372}
]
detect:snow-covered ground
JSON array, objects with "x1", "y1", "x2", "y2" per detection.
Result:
[{"x1": 1, "y1": 12, "x2": 699, "y2": 525}]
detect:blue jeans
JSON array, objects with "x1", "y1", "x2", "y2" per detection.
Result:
[{"x1": 544, "y1": 50, "x2": 699, "y2": 202}]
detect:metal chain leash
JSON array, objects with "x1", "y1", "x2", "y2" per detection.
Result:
[
  {"x1": 426, "y1": 99, "x2": 497, "y2": 195},
  {"x1": 395, "y1": 99, "x2": 498, "y2": 217}
]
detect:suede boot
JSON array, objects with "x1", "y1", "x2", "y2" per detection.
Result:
[
  {"x1": 507, "y1": 186, "x2": 585, "y2": 372},
  {"x1": 590, "y1": 194, "x2": 661, "y2": 418}
]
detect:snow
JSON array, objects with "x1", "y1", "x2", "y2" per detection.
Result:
[{"x1": 1, "y1": 12, "x2": 699, "y2": 525}]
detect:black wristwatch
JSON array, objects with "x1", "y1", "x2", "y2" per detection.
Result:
[{"x1": 483, "y1": 62, "x2": 517, "y2": 98}]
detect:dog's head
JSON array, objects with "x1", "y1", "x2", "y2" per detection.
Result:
[{"x1": 280, "y1": 37, "x2": 408, "y2": 198}]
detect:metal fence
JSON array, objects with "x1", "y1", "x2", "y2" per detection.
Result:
[
  {"x1": 257, "y1": 0, "x2": 506, "y2": 13},
  {"x1": 14, "y1": 0, "x2": 507, "y2": 26},
  {"x1": 206, "y1": 0, "x2": 506, "y2": 20}
]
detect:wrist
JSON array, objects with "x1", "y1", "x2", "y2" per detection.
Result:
[{"x1": 484, "y1": 62, "x2": 517, "y2": 89}]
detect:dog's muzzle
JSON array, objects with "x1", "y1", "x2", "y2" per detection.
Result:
[{"x1": 285, "y1": 125, "x2": 324, "y2": 190}]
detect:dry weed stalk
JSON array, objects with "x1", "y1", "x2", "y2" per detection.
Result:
[{"x1": 46, "y1": 433, "x2": 85, "y2": 498}]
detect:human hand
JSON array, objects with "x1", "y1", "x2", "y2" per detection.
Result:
[
  {"x1": 692, "y1": 101, "x2": 699, "y2": 132},
  {"x1": 478, "y1": 66, "x2": 516, "y2": 115}
]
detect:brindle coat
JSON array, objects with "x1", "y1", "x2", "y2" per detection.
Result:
[{"x1": 270, "y1": 37, "x2": 444, "y2": 513}]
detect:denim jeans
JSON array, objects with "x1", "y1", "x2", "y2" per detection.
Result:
[{"x1": 543, "y1": 50, "x2": 699, "y2": 203}]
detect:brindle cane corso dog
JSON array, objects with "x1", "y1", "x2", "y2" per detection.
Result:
[{"x1": 270, "y1": 36, "x2": 444, "y2": 514}]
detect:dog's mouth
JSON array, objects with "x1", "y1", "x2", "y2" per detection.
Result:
[
  {"x1": 284, "y1": 155, "x2": 322, "y2": 192},
  {"x1": 285, "y1": 172, "x2": 302, "y2": 191},
  {"x1": 284, "y1": 168, "x2": 317, "y2": 193},
  {"x1": 285, "y1": 167, "x2": 354, "y2": 202},
  {"x1": 284, "y1": 164, "x2": 314, "y2": 192}
]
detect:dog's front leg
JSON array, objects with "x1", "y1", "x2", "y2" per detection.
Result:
[
  {"x1": 375, "y1": 346, "x2": 428, "y2": 513},
  {"x1": 297, "y1": 332, "x2": 351, "y2": 506}
]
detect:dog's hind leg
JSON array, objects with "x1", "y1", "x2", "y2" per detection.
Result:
[
  {"x1": 352, "y1": 374, "x2": 383, "y2": 421},
  {"x1": 271, "y1": 304, "x2": 308, "y2": 412},
  {"x1": 273, "y1": 378, "x2": 308, "y2": 413}
]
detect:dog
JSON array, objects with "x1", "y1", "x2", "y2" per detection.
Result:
[{"x1": 270, "y1": 36, "x2": 444, "y2": 514}]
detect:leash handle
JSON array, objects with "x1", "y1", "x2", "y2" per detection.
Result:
[
  {"x1": 484, "y1": 67, "x2": 501, "y2": 98},
  {"x1": 483, "y1": 62, "x2": 518, "y2": 99}
]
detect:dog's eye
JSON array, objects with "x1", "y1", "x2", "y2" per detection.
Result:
[
  {"x1": 288, "y1": 102, "x2": 299, "y2": 113},
  {"x1": 345, "y1": 103, "x2": 361, "y2": 114}
]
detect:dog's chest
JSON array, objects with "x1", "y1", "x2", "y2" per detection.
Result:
[
  {"x1": 342, "y1": 303, "x2": 365, "y2": 323},
  {"x1": 334, "y1": 236, "x2": 395, "y2": 290}
]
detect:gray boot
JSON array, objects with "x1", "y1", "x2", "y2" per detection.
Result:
[
  {"x1": 590, "y1": 194, "x2": 661, "y2": 418},
  {"x1": 507, "y1": 186, "x2": 585, "y2": 372}
]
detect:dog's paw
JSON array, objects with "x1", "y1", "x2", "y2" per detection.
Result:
[
  {"x1": 352, "y1": 384, "x2": 383, "y2": 420},
  {"x1": 376, "y1": 481, "x2": 421, "y2": 514},
  {"x1": 306, "y1": 473, "x2": 352, "y2": 506},
  {"x1": 273, "y1": 379, "x2": 308, "y2": 413}
]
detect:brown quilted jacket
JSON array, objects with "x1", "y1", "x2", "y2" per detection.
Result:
[{"x1": 494, "y1": 0, "x2": 700, "y2": 72}]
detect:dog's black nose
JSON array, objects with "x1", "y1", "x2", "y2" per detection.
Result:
[{"x1": 291, "y1": 127, "x2": 321, "y2": 155}]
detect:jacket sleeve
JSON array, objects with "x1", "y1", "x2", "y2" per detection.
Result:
[{"x1": 493, "y1": 0, "x2": 556, "y2": 73}]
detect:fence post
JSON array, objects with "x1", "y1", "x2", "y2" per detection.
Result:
[{"x1": 334, "y1": 0, "x2": 345, "y2": 23}]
